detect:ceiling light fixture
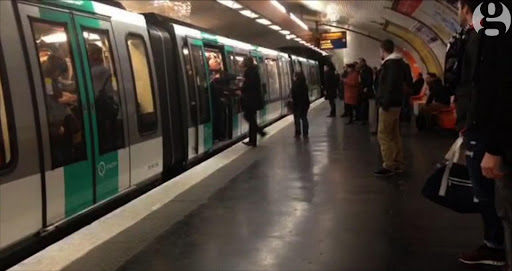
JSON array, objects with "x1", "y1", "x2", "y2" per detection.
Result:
[
  {"x1": 290, "y1": 13, "x2": 309, "y2": 30},
  {"x1": 279, "y1": 30, "x2": 291, "y2": 35},
  {"x1": 270, "y1": 0, "x2": 287, "y2": 13},
  {"x1": 256, "y1": 18, "x2": 272, "y2": 25},
  {"x1": 216, "y1": 0, "x2": 242, "y2": 9},
  {"x1": 269, "y1": 25, "x2": 282, "y2": 31},
  {"x1": 239, "y1": 9, "x2": 259, "y2": 18}
]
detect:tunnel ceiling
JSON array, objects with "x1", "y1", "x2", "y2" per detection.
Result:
[
  {"x1": 280, "y1": 0, "x2": 460, "y2": 74},
  {"x1": 118, "y1": 0, "x2": 461, "y2": 73}
]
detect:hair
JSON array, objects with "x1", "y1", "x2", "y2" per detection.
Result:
[
  {"x1": 242, "y1": 56, "x2": 254, "y2": 68},
  {"x1": 346, "y1": 63, "x2": 356, "y2": 70},
  {"x1": 294, "y1": 71, "x2": 306, "y2": 84},
  {"x1": 459, "y1": 0, "x2": 484, "y2": 13},
  {"x1": 417, "y1": 72, "x2": 423, "y2": 77},
  {"x1": 43, "y1": 54, "x2": 68, "y2": 78},
  {"x1": 426, "y1": 72, "x2": 438, "y2": 78},
  {"x1": 359, "y1": 58, "x2": 366, "y2": 63},
  {"x1": 380, "y1": 39, "x2": 395, "y2": 54}
]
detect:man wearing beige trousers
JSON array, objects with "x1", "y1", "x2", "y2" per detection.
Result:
[{"x1": 374, "y1": 39, "x2": 412, "y2": 177}]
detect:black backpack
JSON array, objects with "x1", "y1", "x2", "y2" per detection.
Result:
[{"x1": 95, "y1": 75, "x2": 119, "y2": 120}]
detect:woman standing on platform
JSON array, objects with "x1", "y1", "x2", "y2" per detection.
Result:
[
  {"x1": 343, "y1": 63, "x2": 361, "y2": 125},
  {"x1": 291, "y1": 71, "x2": 310, "y2": 138},
  {"x1": 240, "y1": 56, "x2": 266, "y2": 147}
]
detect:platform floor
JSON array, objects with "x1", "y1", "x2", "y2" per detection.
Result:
[{"x1": 62, "y1": 101, "x2": 485, "y2": 271}]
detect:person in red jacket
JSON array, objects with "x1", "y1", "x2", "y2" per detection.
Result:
[{"x1": 343, "y1": 63, "x2": 361, "y2": 125}]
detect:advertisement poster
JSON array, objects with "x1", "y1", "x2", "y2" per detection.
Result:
[{"x1": 393, "y1": 0, "x2": 460, "y2": 43}]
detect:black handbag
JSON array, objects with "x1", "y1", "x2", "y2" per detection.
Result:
[{"x1": 422, "y1": 137, "x2": 480, "y2": 213}]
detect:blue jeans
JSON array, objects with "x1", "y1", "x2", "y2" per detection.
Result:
[
  {"x1": 464, "y1": 132, "x2": 504, "y2": 248},
  {"x1": 496, "y1": 151, "x2": 512, "y2": 266}
]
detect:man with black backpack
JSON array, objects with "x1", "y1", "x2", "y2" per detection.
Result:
[{"x1": 374, "y1": 39, "x2": 412, "y2": 176}]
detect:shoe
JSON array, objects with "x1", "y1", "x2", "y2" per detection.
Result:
[
  {"x1": 242, "y1": 141, "x2": 256, "y2": 147},
  {"x1": 459, "y1": 245, "x2": 506, "y2": 266},
  {"x1": 259, "y1": 131, "x2": 267, "y2": 137},
  {"x1": 373, "y1": 168, "x2": 395, "y2": 177}
]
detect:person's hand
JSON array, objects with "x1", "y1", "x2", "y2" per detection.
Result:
[
  {"x1": 59, "y1": 126, "x2": 65, "y2": 135},
  {"x1": 481, "y1": 153, "x2": 504, "y2": 179},
  {"x1": 235, "y1": 90, "x2": 242, "y2": 96}
]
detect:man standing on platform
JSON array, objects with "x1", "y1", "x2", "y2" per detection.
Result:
[
  {"x1": 358, "y1": 58, "x2": 374, "y2": 125},
  {"x1": 454, "y1": 0, "x2": 507, "y2": 267},
  {"x1": 374, "y1": 39, "x2": 411, "y2": 176}
]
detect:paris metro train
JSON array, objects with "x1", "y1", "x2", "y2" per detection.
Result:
[{"x1": 0, "y1": 0, "x2": 321, "y2": 256}]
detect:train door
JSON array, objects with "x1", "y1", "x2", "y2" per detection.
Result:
[
  {"x1": 73, "y1": 15, "x2": 129, "y2": 202},
  {"x1": 185, "y1": 38, "x2": 212, "y2": 158},
  {"x1": 204, "y1": 44, "x2": 231, "y2": 143},
  {"x1": 17, "y1": 4, "x2": 129, "y2": 224},
  {"x1": 17, "y1": 4, "x2": 95, "y2": 221}
]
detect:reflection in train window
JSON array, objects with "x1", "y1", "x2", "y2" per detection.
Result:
[
  {"x1": 189, "y1": 44, "x2": 210, "y2": 124},
  {"x1": 183, "y1": 46, "x2": 198, "y2": 126},
  {"x1": 84, "y1": 30, "x2": 125, "y2": 153},
  {"x1": 265, "y1": 58, "x2": 279, "y2": 101},
  {"x1": 0, "y1": 64, "x2": 12, "y2": 169},
  {"x1": 32, "y1": 21, "x2": 86, "y2": 168},
  {"x1": 127, "y1": 35, "x2": 157, "y2": 135}
]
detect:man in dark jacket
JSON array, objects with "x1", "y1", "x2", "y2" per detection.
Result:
[
  {"x1": 374, "y1": 39, "x2": 412, "y2": 176},
  {"x1": 455, "y1": 0, "x2": 507, "y2": 267},
  {"x1": 240, "y1": 57, "x2": 266, "y2": 147},
  {"x1": 358, "y1": 58, "x2": 374, "y2": 124},
  {"x1": 323, "y1": 64, "x2": 338, "y2": 117}
]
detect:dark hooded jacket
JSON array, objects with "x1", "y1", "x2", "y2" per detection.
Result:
[{"x1": 376, "y1": 53, "x2": 412, "y2": 110}]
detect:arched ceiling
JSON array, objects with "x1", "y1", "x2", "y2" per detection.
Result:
[{"x1": 280, "y1": 0, "x2": 461, "y2": 74}]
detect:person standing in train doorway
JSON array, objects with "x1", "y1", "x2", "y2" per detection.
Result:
[
  {"x1": 240, "y1": 56, "x2": 266, "y2": 147},
  {"x1": 374, "y1": 39, "x2": 411, "y2": 176},
  {"x1": 323, "y1": 64, "x2": 338, "y2": 117},
  {"x1": 455, "y1": 0, "x2": 509, "y2": 268}
]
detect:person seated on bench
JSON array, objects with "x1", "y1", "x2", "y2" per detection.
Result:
[{"x1": 417, "y1": 73, "x2": 452, "y2": 129}]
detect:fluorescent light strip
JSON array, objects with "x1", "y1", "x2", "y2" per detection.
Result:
[
  {"x1": 279, "y1": 30, "x2": 291, "y2": 35},
  {"x1": 269, "y1": 25, "x2": 281, "y2": 31},
  {"x1": 290, "y1": 13, "x2": 309, "y2": 30},
  {"x1": 256, "y1": 18, "x2": 272, "y2": 25},
  {"x1": 270, "y1": 0, "x2": 287, "y2": 13},
  {"x1": 216, "y1": 0, "x2": 242, "y2": 9},
  {"x1": 239, "y1": 9, "x2": 259, "y2": 18}
]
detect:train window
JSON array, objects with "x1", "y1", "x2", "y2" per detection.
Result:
[
  {"x1": 0, "y1": 59, "x2": 14, "y2": 169},
  {"x1": 189, "y1": 44, "x2": 210, "y2": 124},
  {"x1": 182, "y1": 46, "x2": 198, "y2": 126},
  {"x1": 265, "y1": 58, "x2": 279, "y2": 101},
  {"x1": 84, "y1": 30, "x2": 125, "y2": 153},
  {"x1": 32, "y1": 21, "x2": 87, "y2": 168},
  {"x1": 126, "y1": 35, "x2": 157, "y2": 135}
]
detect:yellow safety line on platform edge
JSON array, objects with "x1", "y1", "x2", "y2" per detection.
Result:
[{"x1": 8, "y1": 99, "x2": 325, "y2": 271}]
